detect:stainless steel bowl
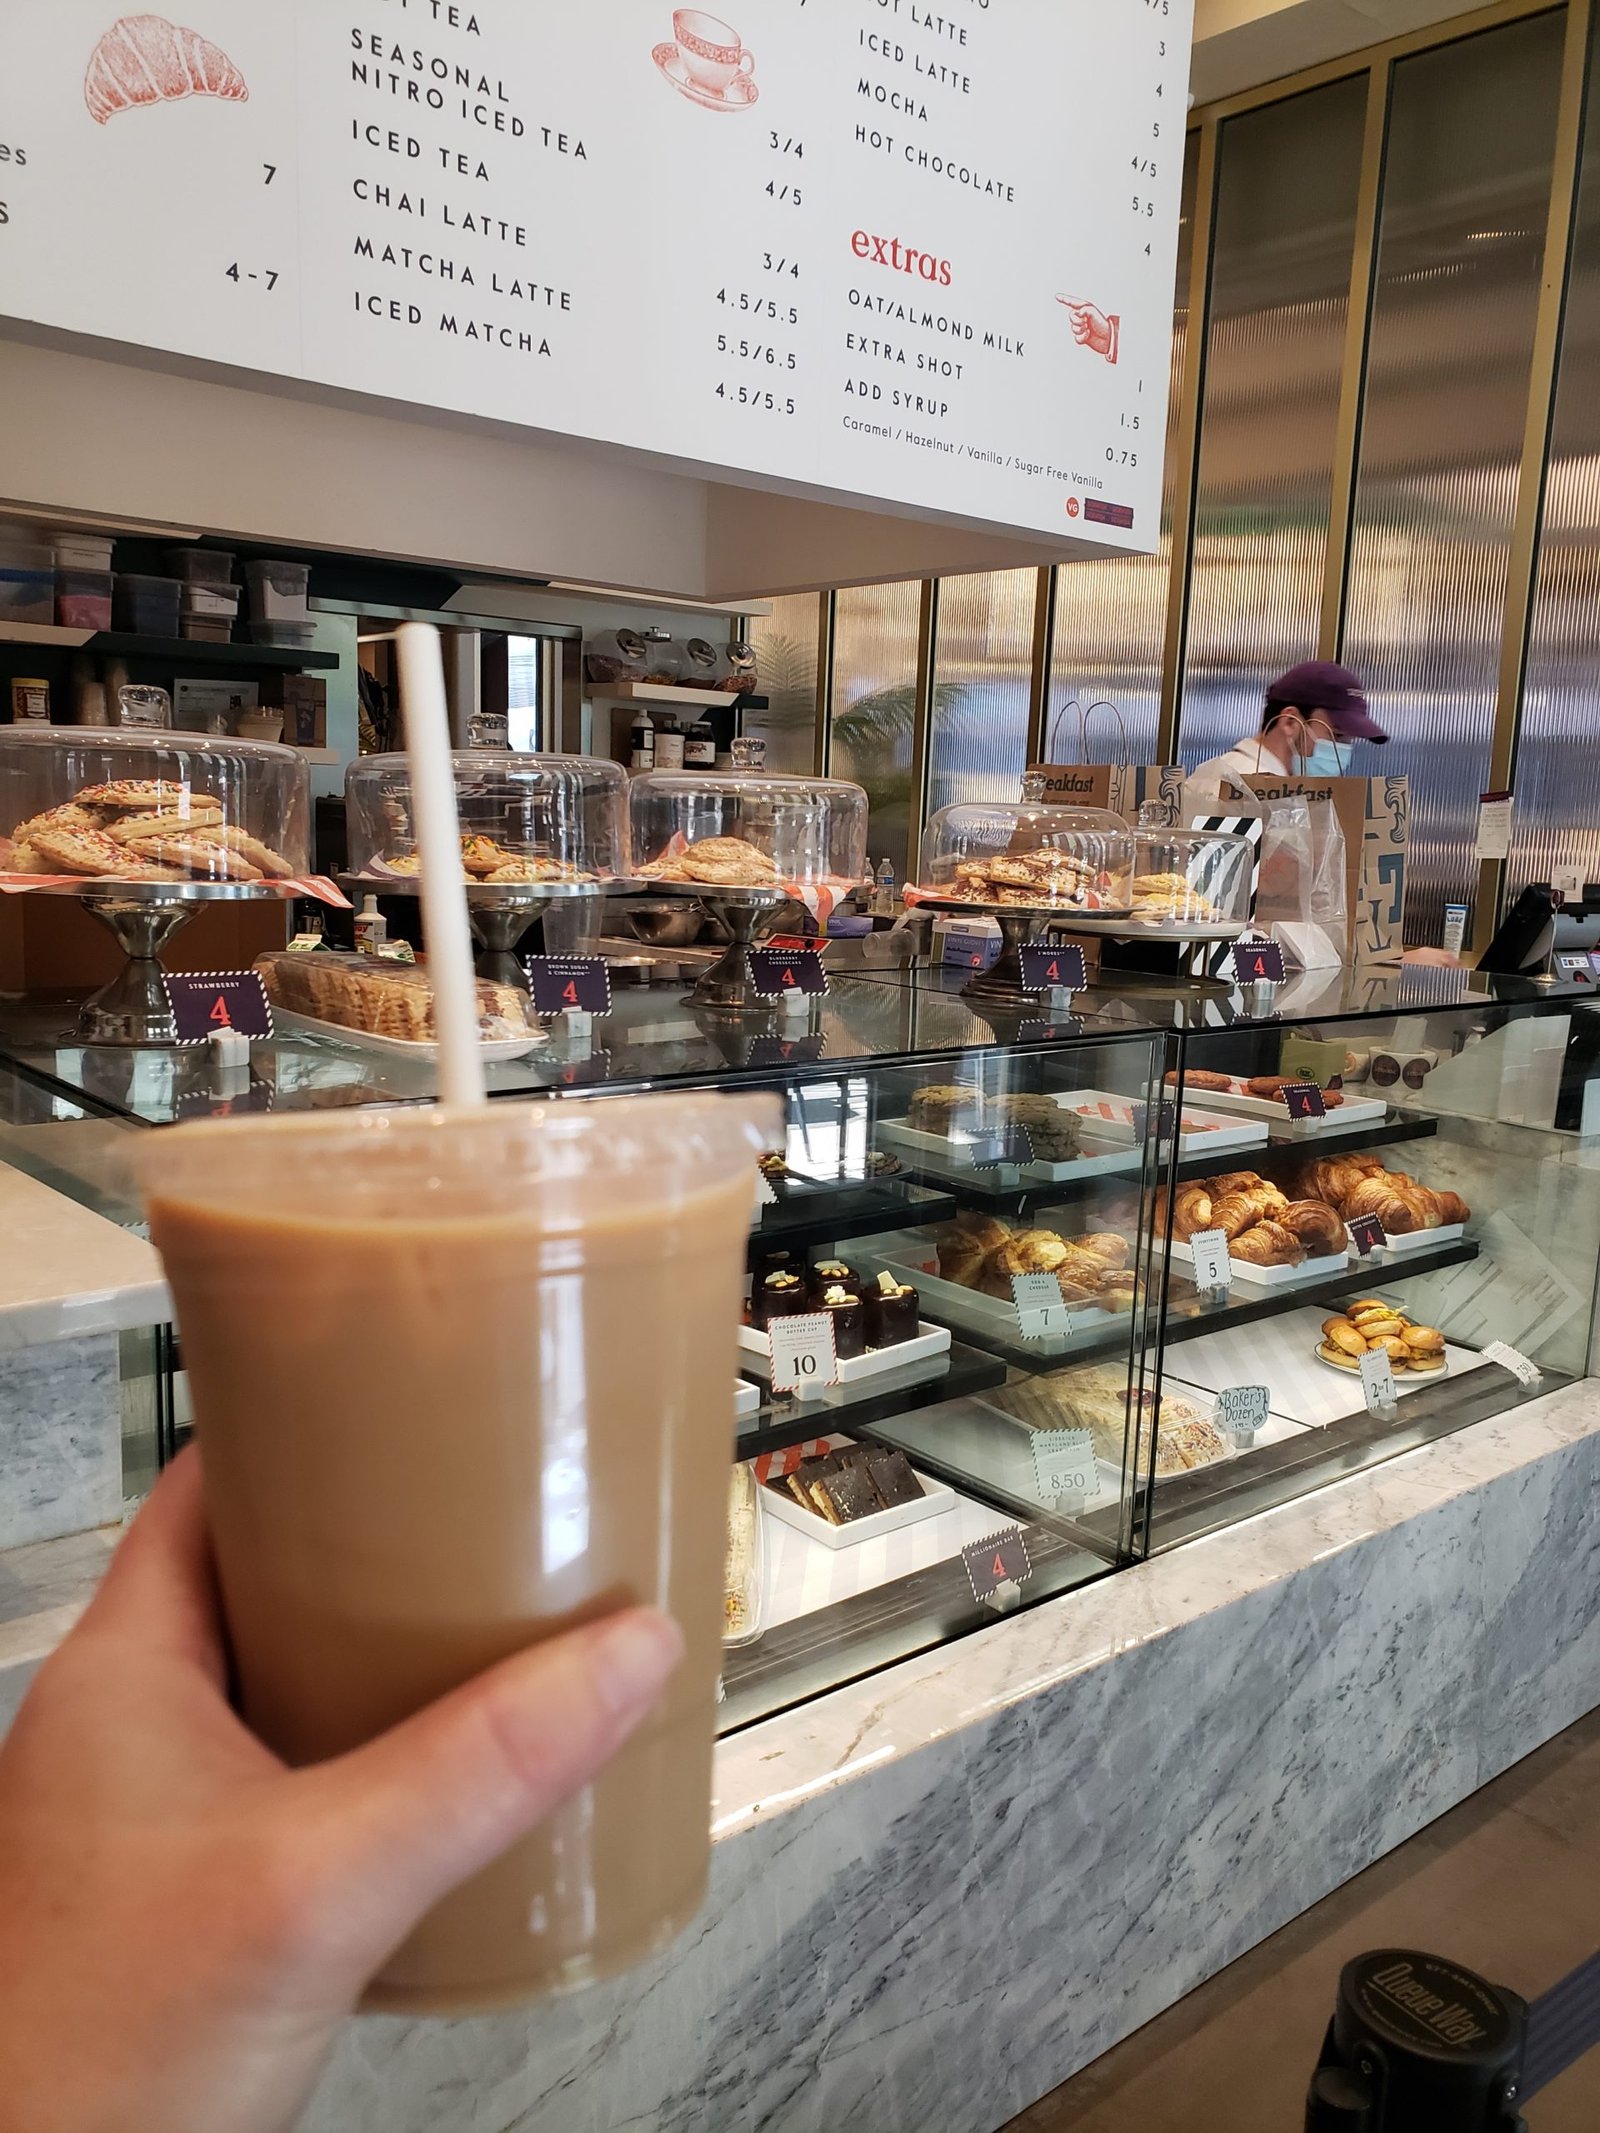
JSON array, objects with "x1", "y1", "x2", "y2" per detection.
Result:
[{"x1": 624, "y1": 902, "x2": 706, "y2": 948}]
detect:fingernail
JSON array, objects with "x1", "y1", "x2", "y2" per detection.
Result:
[{"x1": 592, "y1": 1611, "x2": 684, "y2": 1719}]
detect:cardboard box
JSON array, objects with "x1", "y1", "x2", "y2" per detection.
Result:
[{"x1": 1219, "y1": 773, "x2": 1409, "y2": 964}]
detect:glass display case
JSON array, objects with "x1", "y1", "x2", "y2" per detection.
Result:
[
  {"x1": 346, "y1": 751, "x2": 628, "y2": 885},
  {"x1": 0, "y1": 966, "x2": 1595, "y2": 1734},
  {"x1": 915, "y1": 801, "x2": 1135, "y2": 914}
]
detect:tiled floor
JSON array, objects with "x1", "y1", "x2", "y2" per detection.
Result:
[{"x1": 1006, "y1": 1708, "x2": 1600, "y2": 2131}]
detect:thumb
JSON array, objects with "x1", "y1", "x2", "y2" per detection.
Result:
[{"x1": 284, "y1": 1608, "x2": 684, "y2": 1970}]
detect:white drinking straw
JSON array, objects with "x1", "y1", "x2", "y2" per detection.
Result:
[{"x1": 395, "y1": 621, "x2": 486, "y2": 1108}]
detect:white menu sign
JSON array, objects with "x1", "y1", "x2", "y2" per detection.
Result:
[{"x1": 0, "y1": 0, "x2": 1191, "y2": 546}]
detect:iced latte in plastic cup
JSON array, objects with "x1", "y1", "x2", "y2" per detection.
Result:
[{"x1": 136, "y1": 1091, "x2": 776, "y2": 2010}]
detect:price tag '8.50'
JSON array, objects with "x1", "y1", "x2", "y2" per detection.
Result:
[
  {"x1": 767, "y1": 1311, "x2": 839, "y2": 1393},
  {"x1": 1030, "y1": 1427, "x2": 1097, "y2": 1510}
]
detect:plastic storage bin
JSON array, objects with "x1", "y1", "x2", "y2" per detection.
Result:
[
  {"x1": 347, "y1": 751, "x2": 629, "y2": 884},
  {"x1": 50, "y1": 532, "x2": 116, "y2": 572},
  {"x1": 56, "y1": 568, "x2": 114, "y2": 631},
  {"x1": 245, "y1": 619, "x2": 317, "y2": 650},
  {"x1": 165, "y1": 548, "x2": 236, "y2": 587},
  {"x1": 0, "y1": 545, "x2": 57, "y2": 625},
  {"x1": 113, "y1": 574, "x2": 181, "y2": 636},
  {"x1": 244, "y1": 560, "x2": 311, "y2": 620}
]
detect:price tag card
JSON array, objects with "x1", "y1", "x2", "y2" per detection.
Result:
[
  {"x1": 747, "y1": 1033, "x2": 827, "y2": 1069},
  {"x1": 754, "y1": 1169, "x2": 779, "y2": 1209},
  {"x1": 1018, "y1": 941, "x2": 1087, "y2": 995},
  {"x1": 747, "y1": 948, "x2": 828, "y2": 999},
  {"x1": 553, "y1": 1049, "x2": 613, "y2": 1088},
  {"x1": 767, "y1": 1312, "x2": 839, "y2": 1394},
  {"x1": 1360, "y1": 1346, "x2": 1398, "y2": 1413},
  {"x1": 1010, "y1": 1271, "x2": 1073, "y2": 1342},
  {"x1": 162, "y1": 972, "x2": 273, "y2": 1046},
  {"x1": 968, "y1": 1125, "x2": 1035, "y2": 1170},
  {"x1": 1230, "y1": 939, "x2": 1286, "y2": 986},
  {"x1": 1281, "y1": 1081, "x2": 1328, "y2": 1121},
  {"x1": 527, "y1": 955, "x2": 613, "y2": 1016},
  {"x1": 961, "y1": 1525, "x2": 1035, "y2": 1603},
  {"x1": 1130, "y1": 1099, "x2": 1178, "y2": 1145},
  {"x1": 1187, "y1": 1227, "x2": 1232, "y2": 1292},
  {"x1": 1483, "y1": 1339, "x2": 1543, "y2": 1387},
  {"x1": 1214, "y1": 1383, "x2": 1270, "y2": 1447},
  {"x1": 1347, "y1": 1213, "x2": 1387, "y2": 1257},
  {"x1": 1015, "y1": 1016, "x2": 1084, "y2": 1045},
  {"x1": 1476, "y1": 791, "x2": 1514, "y2": 861},
  {"x1": 1030, "y1": 1428, "x2": 1098, "y2": 1510}
]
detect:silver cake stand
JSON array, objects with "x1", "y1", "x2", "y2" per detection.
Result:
[
  {"x1": 634, "y1": 881, "x2": 797, "y2": 1011},
  {"x1": 348, "y1": 876, "x2": 642, "y2": 990},
  {"x1": 67, "y1": 880, "x2": 283, "y2": 1047}
]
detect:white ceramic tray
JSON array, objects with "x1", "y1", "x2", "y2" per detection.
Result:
[
  {"x1": 1168, "y1": 1310, "x2": 1488, "y2": 1429},
  {"x1": 1168, "y1": 1236, "x2": 1350, "y2": 1288},
  {"x1": 271, "y1": 1003, "x2": 541, "y2": 1063},
  {"x1": 877, "y1": 1117, "x2": 1140, "y2": 1188},
  {"x1": 1055, "y1": 1092, "x2": 1271, "y2": 1155},
  {"x1": 734, "y1": 1379, "x2": 761, "y2": 1422},
  {"x1": 1368, "y1": 1221, "x2": 1466, "y2": 1256},
  {"x1": 758, "y1": 1455, "x2": 955, "y2": 1550},
  {"x1": 1165, "y1": 1080, "x2": 1388, "y2": 1134},
  {"x1": 737, "y1": 1317, "x2": 951, "y2": 1390},
  {"x1": 853, "y1": 1233, "x2": 1128, "y2": 1357}
]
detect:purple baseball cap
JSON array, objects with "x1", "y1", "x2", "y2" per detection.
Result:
[{"x1": 1264, "y1": 660, "x2": 1387, "y2": 743}]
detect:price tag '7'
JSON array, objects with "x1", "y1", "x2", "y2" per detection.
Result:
[
  {"x1": 767, "y1": 1312, "x2": 838, "y2": 1394},
  {"x1": 1011, "y1": 1272, "x2": 1072, "y2": 1342}
]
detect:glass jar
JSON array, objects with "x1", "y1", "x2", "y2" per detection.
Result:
[
  {"x1": 1125, "y1": 827, "x2": 1256, "y2": 934},
  {"x1": 917, "y1": 802, "x2": 1135, "y2": 912},
  {"x1": 345, "y1": 751, "x2": 628, "y2": 885},
  {"x1": 629, "y1": 772, "x2": 869, "y2": 891},
  {"x1": 0, "y1": 727, "x2": 309, "y2": 883}
]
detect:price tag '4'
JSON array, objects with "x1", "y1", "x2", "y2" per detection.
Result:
[
  {"x1": 1030, "y1": 1428, "x2": 1098, "y2": 1510},
  {"x1": 1348, "y1": 1214, "x2": 1387, "y2": 1257},
  {"x1": 1010, "y1": 1271, "x2": 1073, "y2": 1342},
  {"x1": 1018, "y1": 941, "x2": 1087, "y2": 995},
  {"x1": 767, "y1": 1311, "x2": 839, "y2": 1394},
  {"x1": 1281, "y1": 1082, "x2": 1327, "y2": 1121},
  {"x1": 962, "y1": 1525, "x2": 1034, "y2": 1604}
]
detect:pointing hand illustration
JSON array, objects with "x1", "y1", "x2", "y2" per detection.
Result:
[{"x1": 1057, "y1": 295, "x2": 1119, "y2": 366}]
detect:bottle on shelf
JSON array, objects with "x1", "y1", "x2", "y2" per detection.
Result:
[
  {"x1": 872, "y1": 856, "x2": 897, "y2": 918},
  {"x1": 629, "y1": 705, "x2": 656, "y2": 771},
  {"x1": 655, "y1": 715, "x2": 686, "y2": 772},
  {"x1": 684, "y1": 717, "x2": 717, "y2": 770},
  {"x1": 354, "y1": 895, "x2": 388, "y2": 957}
]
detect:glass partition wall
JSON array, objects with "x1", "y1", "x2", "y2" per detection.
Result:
[{"x1": 764, "y1": 0, "x2": 1596, "y2": 950}]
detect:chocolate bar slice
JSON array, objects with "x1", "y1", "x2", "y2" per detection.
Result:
[
  {"x1": 864, "y1": 1447, "x2": 923, "y2": 1509},
  {"x1": 809, "y1": 1462, "x2": 881, "y2": 1525},
  {"x1": 784, "y1": 1453, "x2": 839, "y2": 1509}
]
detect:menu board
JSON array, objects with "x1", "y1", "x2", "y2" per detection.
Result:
[{"x1": 0, "y1": 1, "x2": 1191, "y2": 546}]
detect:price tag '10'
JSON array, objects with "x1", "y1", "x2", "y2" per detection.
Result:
[{"x1": 767, "y1": 1312, "x2": 839, "y2": 1394}]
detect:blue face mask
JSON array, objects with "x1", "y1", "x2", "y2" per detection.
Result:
[{"x1": 1304, "y1": 737, "x2": 1353, "y2": 777}]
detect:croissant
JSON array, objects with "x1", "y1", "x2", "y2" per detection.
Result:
[
  {"x1": 1431, "y1": 1190, "x2": 1470, "y2": 1225},
  {"x1": 1230, "y1": 1220, "x2": 1306, "y2": 1267},
  {"x1": 1077, "y1": 1232, "x2": 1130, "y2": 1271},
  {"x1": 1280, "y1": 1199, "x2": 1347, "y2": 1254},
  {"x1": 993, "y1": 1232, "x2": 1072, "y2": 1279},
  {"x1": 1342, "y1": 1178, "x2": 1423, "y2": 1234},
  {"x1": 937, "y1": 1214, "x2": 1008, "y2": 1287},
  {"x1": 85, "y1": 15, "x2": 249, "y2": 125},
  {"x1": 1210, "y1": 1186, "x2": 1282, "y2": 1240},
  {"x1": 1162, "y1": 1182, "x2": 1213, "y2": 1242}
]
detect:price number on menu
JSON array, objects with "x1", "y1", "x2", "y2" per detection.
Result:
[
  {"x1": 715, "y1": 384, "x2": 798, "y2": 415},
  {"x1": 1347, "y1": 1213, "x2": 1387, "y2": 1257},
  {"x1": 1010, "y1": 1272, "x2": 1073, "y2": 1343},
  {"x1": 1231, "y1": 939, "x2": 1286, "y2": 985},
  {"x1": 1483, "y1": 1339, "x2": 1542, "y2": 1387},
  {"x1": 1030, "y1": 1428, "x2": 1097, "y2": 1510},
  {"x1": 1018, "y1": 942, "x2": 1087, "y2": 995},
  {"x1": 1281, "y1": 1082, "x2": 1327, "y2": 1121},
  {"x1": 162, "y1": 972, "x2": 273, "y2": 1046},
  {"x1": 1359, "y1": 1346, "x2": 1398, "y2": 1414},
  {"x1": 716, "y1": 289, "x2": 799, "y2": 325},
  {"x1": 1187, "y1": 1227, "x2": 1231, "y2": 1293},
  {"x1": 962, "y1": 1525, "x2": 1034, "y2": 1604},
  {"x1": 767, "y1": 1311, "x2": 838, "y2": 1394},
  {"x1": 716, "y1": 335, "x2": 799, "y2": 370},
  {"x1": 747, "y1": 947, "x2": 827, "y2": 999},
  {"x1": 526, "y1": 955, "x2": 612, "y2": 1016},
  {"x1": 1214, "y1": 1383, "x2": 1270, "y2": 1448}
]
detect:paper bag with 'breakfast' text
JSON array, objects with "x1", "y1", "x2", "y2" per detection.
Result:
[
  {"x1": 1026, "y1": 763, "x2": 1187, "y2": 823},
  {"x1": 1218, "y1": 773, "x2": 1409, "y2": 964}
]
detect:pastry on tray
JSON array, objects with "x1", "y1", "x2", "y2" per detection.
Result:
[
  {"x1": 905, "y1": 1084, "x2": 1085, "y2": 1163},
  {"x1": 255, "y1": 950, "x2": 532, "y2": 1045},
  {"x1": 724, "y1": 1466, "x2": 761, "y2": 1643},
  {"x1": 1288, "y1": 1154, "x2": 1470, "y2": 1234},
  {"x1": 932, "y1": 1212, "x2": 1135, "y2": 1311},
  {"x1": 772, "y1": 1442, "x2": 926, "y2": 1526},
  {"x1": 6, "y1": 783, "x2": 294, "y2": 884},
  {"x1": 1316, "y1": 1300, "x2": 1448, "y2": 1375},
  {"x1": 936, "y1": 845, "x2": 1126, "y2": 911},
  {"x1": 639, "y1": 835, "x2": 780, "y2": 888},
  {"x1": 990, "y1": 1365, "x2": 1227, "y2": 1477},
  {"x1": 1157, "y1": 1170, "x2": 1348, "y2": 1269}
]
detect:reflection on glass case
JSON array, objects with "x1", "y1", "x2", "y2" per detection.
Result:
[
  {"x1": 346, "y1": 752, "x2": 629, "y2": 885},
  {"x1": 629, "y1": 772, "x2": 869, "y2": 892},
  {"x1": 916, "y1": 802, "x2": 1135, "y2": 914},
  {"x1": 0, "y1": 974, "x2": 1594, "y2": 1735}
]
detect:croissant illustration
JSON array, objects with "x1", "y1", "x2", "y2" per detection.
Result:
[{"x1": 85, "y1": 14, "x2": 249, "y2": 126}]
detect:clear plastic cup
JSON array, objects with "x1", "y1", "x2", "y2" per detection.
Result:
[{"x1": 134, "y1": 1093, "x2": 777, "y2": 2011}]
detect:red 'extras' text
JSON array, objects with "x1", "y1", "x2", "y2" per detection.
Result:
[{"x1": 851, "y1": 230, "x2": 952, "y2": 286}]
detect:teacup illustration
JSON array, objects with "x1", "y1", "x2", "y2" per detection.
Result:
[{"x1": 673, "y1": 10, "x2": 756, "y2": 95}]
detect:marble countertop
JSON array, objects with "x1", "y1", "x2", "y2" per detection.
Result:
[{"x1": 0, "y1": 1163, "x2": 169, "y2": 1355}]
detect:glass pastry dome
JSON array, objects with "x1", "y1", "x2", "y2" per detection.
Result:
[
  {"x1": 1122, "y1": 827, "x2": 1256, "y2": 936},
  {"x1": 0, "y1": 727, "x2": 309, "y2": 885},
  {"x1": 918, "y1": 802, "x2": 1135, "y2": 912},
  {"x1": 629, "y1": 773, "x2": 869, "y2": 893},
  {"x1": 346, "y1": 753, "x2": 628, "y2": 885}
]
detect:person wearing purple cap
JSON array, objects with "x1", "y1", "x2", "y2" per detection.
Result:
[{"x1": 1187, "y1": 660, "x2": 1388, "y2": 808}]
